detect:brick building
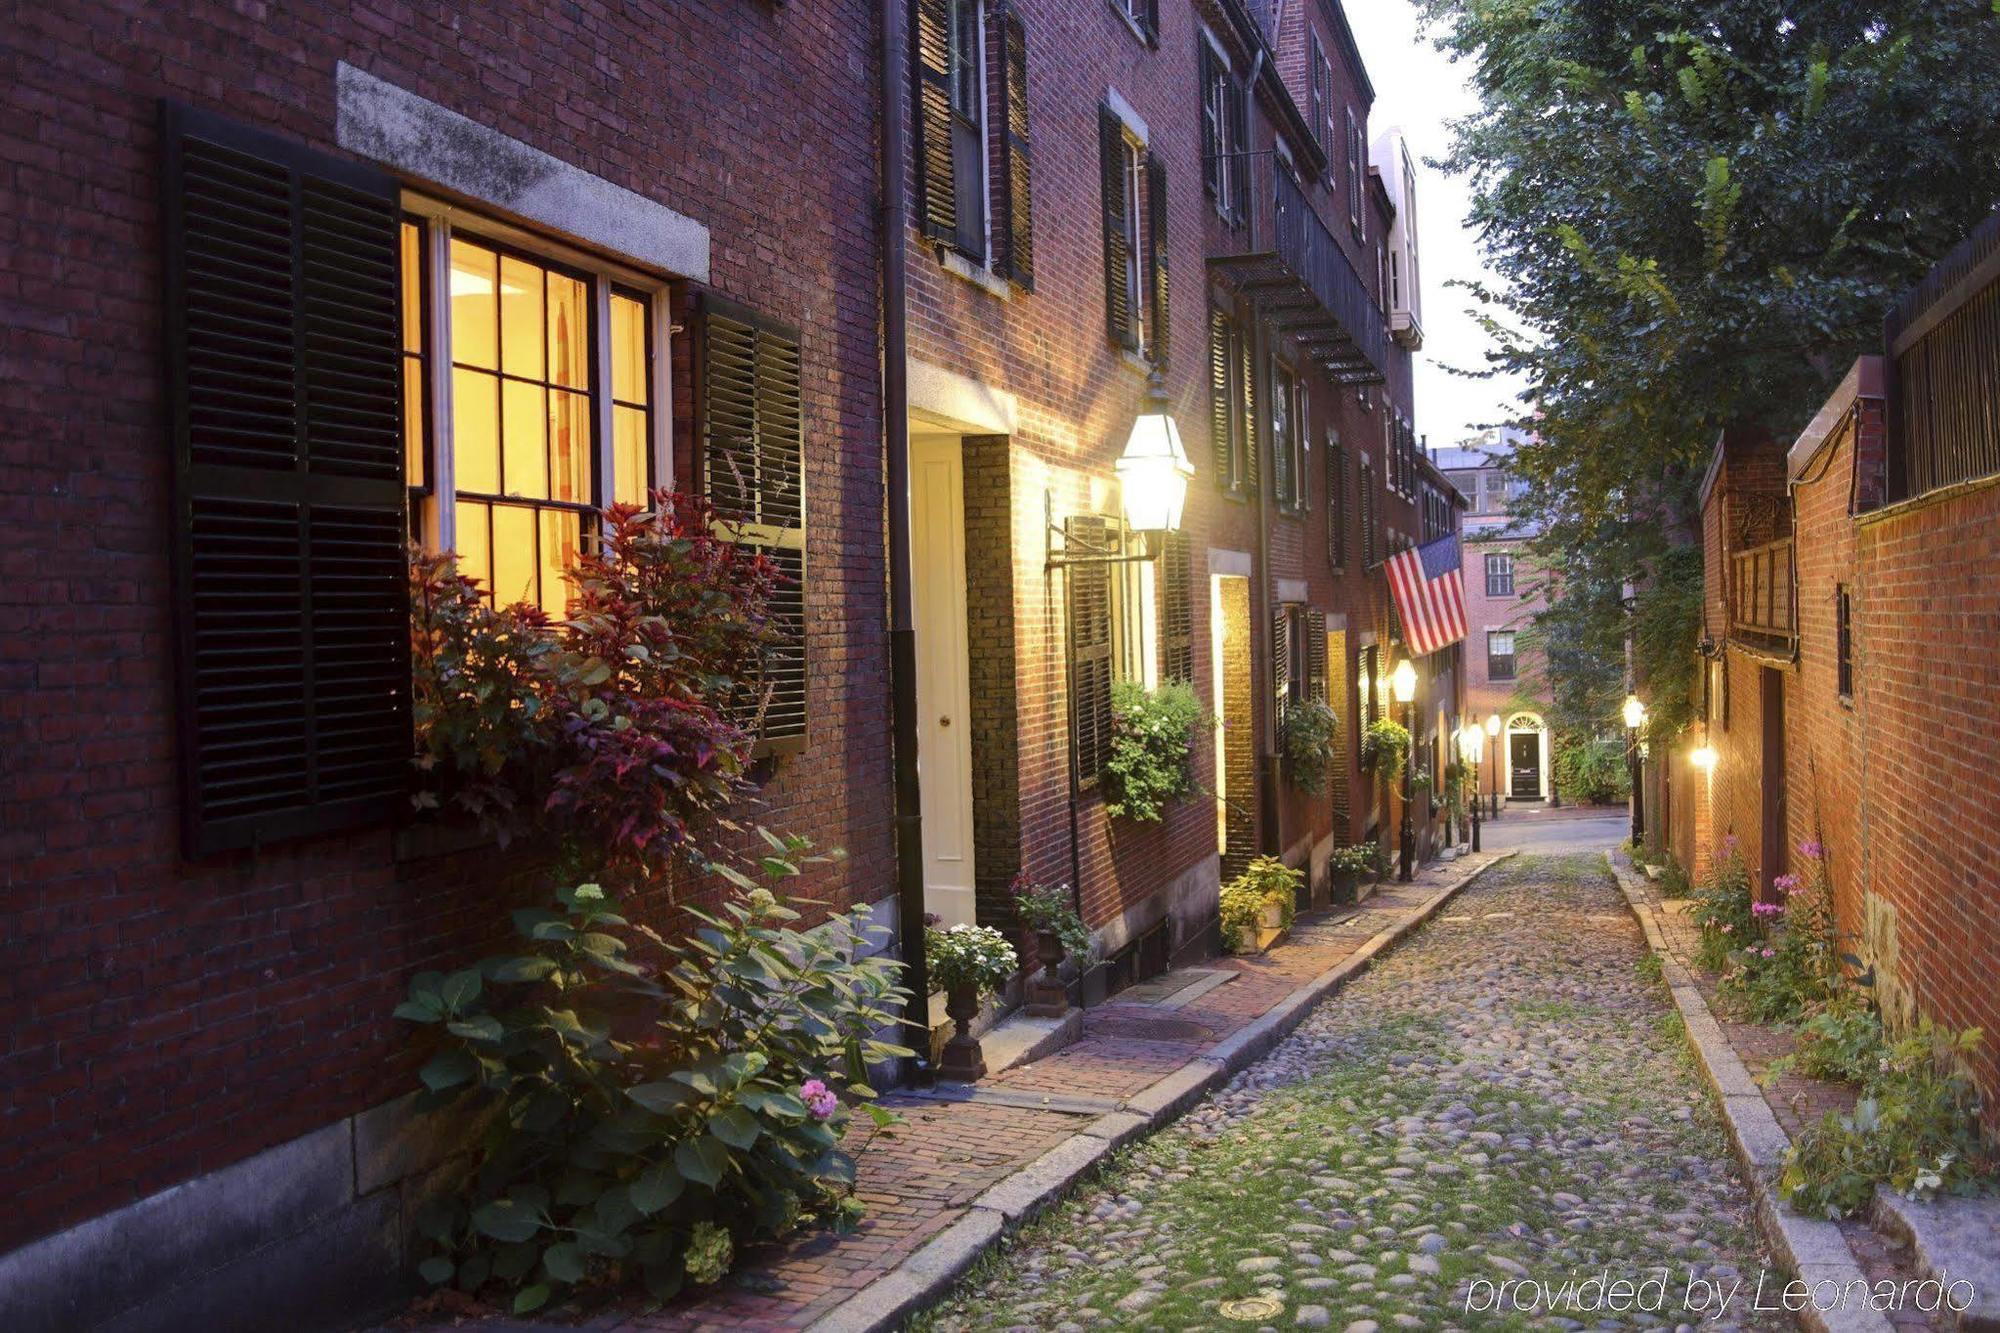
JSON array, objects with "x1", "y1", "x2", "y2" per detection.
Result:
[
  {"x1": 1, "y1": 0, "x2": 1454, "y2": 1324},
  {"x1": 1660, "y1": 210, "x2": 2000, "y2": 1127},
  {"x1": 1438, "y1": 428, "x2": 1552, "y2": 807},
  {"x1": 0, "y1": 5, "x2": 891, "y2": 1327}
]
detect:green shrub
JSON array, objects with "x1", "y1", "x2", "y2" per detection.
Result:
[
  {"x1": 1780, "y1": 1021, "x2": 1993, "y2": 1218},
  {"x1": 1721, "y1": 848, "x2": 1846, "y2": 1023},
  {"x1": 1104, "y1": 681, "x2": 1210, "y2": 822},
  {"x1": 1689, "y1": 841, "x2": 1758, "y2": 972},
  {"x1": 1657, "y1": 853, "x2": 1692, "y2": 899},
  {"x1": 1219, "y1": 856, "x2": 1302, "y2": 952},
  {"x1": 1280, "y1": 697, "x2": 1342, "y2": 795},
  {"x1": 1361, "y1": 718, "x2": 1410, "y2": 784},
  {"x1": 397, "y1": 845, "x2": 911, "y2": 1310},
  {"x1": 923, "y1": 922, "x2": 1017, "y2": 996},
  {"x1": 1327, "y1": 845, "x2": 1375, "y2": 877},
  {"x1": 1550, "y1": 735, "x2": 1630, "y2": 805},
  {"x1": 1783, "y1": 997, "x2": 1888, "y2": 1086}
]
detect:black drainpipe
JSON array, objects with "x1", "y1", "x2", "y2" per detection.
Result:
[
  {"x1": 881, "y1": 0, "x2": 930, "y2": 1079},
  {"x1": 1251, "y1": 323, "x2": 1281, "y2": 856}
]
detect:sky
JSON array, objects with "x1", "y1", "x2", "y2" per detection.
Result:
[{"x1": 1346, "y1": 3, "x2": 1532, "y2": 452}]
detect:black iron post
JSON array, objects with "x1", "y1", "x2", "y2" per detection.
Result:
[
  {"x1": 1487, "y1": 746, "x2": 1498, "y2": 819},
  {"x1": 1629, "y1": 727, "x2": 1646, "y2": 846},
  {"x1": 1398, "y1": 701, "x2": 1415, "y2": 882},
  {"x1": 1469, "y1": 745, "x2": 1482, "y2": 852}
]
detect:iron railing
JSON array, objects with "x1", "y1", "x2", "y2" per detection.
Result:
[
  {"x1": 1205, "y1": 150, "x2": 1388, "y2": 385},
  {"x1": 1887, "y1": 208, "x2": 2000, "y2": 500}
]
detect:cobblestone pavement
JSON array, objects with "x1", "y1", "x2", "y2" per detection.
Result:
[{"x1": 917, "y1": 854, "x2": 1790, "y2": 1333}]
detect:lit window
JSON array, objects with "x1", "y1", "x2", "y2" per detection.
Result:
[
  {"x1": 1487, "y1": 630, "x2": 1516, "y2": 682},
  {"x1": 399, "y1": 214, "x2": 661, "y2": 615},
  {"x1": 1112, "y1": 519, "x2": 1159, "y2": 689}
]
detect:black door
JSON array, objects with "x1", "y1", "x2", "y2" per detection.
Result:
[
  {"x1": 1510, "y1": 732, "x2": 1541, "y2": 798},
  {"x1": 1761, "y1": 668, "x2": 1788, "y2": 892}
]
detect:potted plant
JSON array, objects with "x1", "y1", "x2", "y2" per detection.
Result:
[
  {"x1": 924, "y1": 921, "x2": 1017, "y2": 1081},
  {"x1": 1279, "y1": 697, "x2": 1341, "y2": 795},
  {"x1": 1219, "y1": 856, "x2": 1302, "y2": 955},
  {"x1": 1104, "y1": 681, "x2": 1212, "y2": 821},
  {"x1": 1361, "y1": 717, "x2": 1411, "y2": 783},
  {"x1": 1327, "y1": 844, "x2": 1374, "y2": 906},
  {"x1": 1011, "y1": 876, "x2": 1090, "y2": 1017}
]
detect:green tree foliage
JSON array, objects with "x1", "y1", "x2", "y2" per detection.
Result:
[{"x1": 1422, "y1": 0, "x2": 2000, "y2": 731}]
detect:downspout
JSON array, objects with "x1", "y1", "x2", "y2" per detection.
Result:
[
  {"x1": 1252, "y1": 326, "x2": 1282, "y2": 856},
  {"x1": 881, "y1": 0, "x2": 931, "y2": 1078}
]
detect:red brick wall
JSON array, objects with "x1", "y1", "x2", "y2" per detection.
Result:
[{"x1": 0, "y1": 0, "x2": 890, "y2": 1250}]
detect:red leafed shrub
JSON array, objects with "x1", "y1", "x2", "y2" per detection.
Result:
[{"x1": 411, "y1": 493, "x2": 785, "y2": 881}]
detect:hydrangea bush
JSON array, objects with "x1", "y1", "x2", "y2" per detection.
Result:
[
  {"x1": 1103, "y1": 681, "x2": 1210, "y2": 822},
  {"x1": 924, "y1": 922, "x2": 1018, "y2": 996}
]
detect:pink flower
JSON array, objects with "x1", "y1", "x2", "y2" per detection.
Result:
[
  {"x1": 1798, "y1": 839, "x2": 1824, "y2": 861},
  {"x1": 1759, "y1": 947, "x2": 1776, "y2": 959},
  {"x1": 799, "y1": 1079, "x2": 838, "y2": 1121},
  {"x1": 1772, "y1": 874, "x2": 1799, "y2": 895},
  {"x1": 1720, "y1": 923, "x2": 1733, "y2": 933},
  {"x1": 1752, "y1": 901, "x2": 1784, "y2": 917}
]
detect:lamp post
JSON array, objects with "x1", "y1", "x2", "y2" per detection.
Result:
[
  {"x1": 1392, "y1": 659, "x2": 1418, "y2": 881},
  {"x1": 1485, "y1": 712, "x2": 1501, "y2": 818},
  {"x1": 1458, "y1": 723, "x2": 1483, "y2": 852},
  {"x1": 1623, "y1": 693, "x2": 1647, "y2": 848}
]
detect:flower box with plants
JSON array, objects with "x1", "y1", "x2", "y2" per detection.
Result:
[
  {"x1": 1103, "y1": 681, "x2": 1211, "y2": 822},
  {"x1": 1010, "y1": 876, "x2": 1090, "y2": 1017},
  {"x1": 1279, "y1": 696, "x2": 1341, "y2": 796},
  {"x1": 1326, "y1": 845, "x2": 1375, "y2": 907},
  {"x1": 1219, "y1": 856, "x2": 1302, "y2": 955},
  {"x1": 924, "y1": 921, "x2": 1018, "y2": 1082},
  {"x1": 1361, "y1": 717, "x2": 1410, "y2": 785}
]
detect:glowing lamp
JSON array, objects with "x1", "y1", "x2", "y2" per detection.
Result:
[
  {"x1": 1691, "y1": 744, "x2": 1718, "y2": 772},
  {"x1": 1622, "y1": 694, "x2": 1647, "y2": 730},
  {"x1": 1485, "y1": 712, "x2": 1501, "y2": 737},
  {"x1": 1115, "y1": 371, "x2": 1195, "y2": 537},
  {"x1": 1391, "y1": 658, "x2": 1417, "y2": 704},
  {"x1": 1458, "y1": 724, "x2": 1483, "y2": 763}
]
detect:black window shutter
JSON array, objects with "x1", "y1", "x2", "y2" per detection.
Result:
[
  {"x1": 1198, "y1": 46, "x2": 1221, "y2": 203},
  {"x1": 1157, "y1": 530, "x2": 1192, "y2": 685},
  {"x1": 697, "y1": 293, "x2": 808, "y2": 755},
  {"x1": 1138, "y1": 0, "x2": 1160, "y2": 44},
  {"x1": 1308, "y1": 609, "x2": 1328, "y2": 704},
  {"x1": 1241, "y1": 325, "x2": 1259, "y2": 494},
  {"x1": 994, "y1": 6, "x2": 1035, "y2": 289},
  {"x1": 1146, "y1": 155, "x2": 1169, "y2": 368},
  {"x1": 1272, "y1": 607, "x2": 1293, "y2": 707},
  {"x1": 1328, "y1": 438, "x2": 1347, "y2": 569},
  {"x1": 912, "y1": 0, "x2": 958, "y2": 245},
  {"x1": 162, "y1": 103, "x2": 409, "y2": 858},
  {"x1": 1066, "y1": 515, "x2": 1114, "y2": 786},
  {"x1": 1272, "y1": 368, "x2": 1294, "y2": 511},
  {"x1": 1098, "y1": 104, "x2": 1134, "y2": 351},
  {"x1": 1227, "y1": 81, "x2": 1250, "y2": 225},
  {"x1": 1209, "y1": 309, "x2": 1234, "y2": 493}
]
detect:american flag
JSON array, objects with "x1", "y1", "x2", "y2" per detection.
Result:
[{"x1": 1385, "y1": 533, "x2": 1468, "y2": 657}]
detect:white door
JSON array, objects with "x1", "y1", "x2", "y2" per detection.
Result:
[{"x1": 910, "y1": 436, "x2": 977, "y2": 926}]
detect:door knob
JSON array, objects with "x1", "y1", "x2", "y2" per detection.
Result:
[{"x1": 939, "y1": 715, "x2": 951, "y2": 728}]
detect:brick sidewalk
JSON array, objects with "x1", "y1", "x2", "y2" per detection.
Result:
[{"x1": 391, "y1": 855, "x2": 1505, "y2": 1333}]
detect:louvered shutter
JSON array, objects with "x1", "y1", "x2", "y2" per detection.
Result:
[
  {"x1": 697, "y1": 293, "x2": 808, "y2": 756},
  {"x1": 1157, "y1": 530, "x2": 1192, "y2": 684},
  {"x1": 912, "y1": 0, "x2": 957, "y2": 245},
  {"x1": 994, "y1": 6, "x2": 1035, "y2": 289},
  {"x1": 1241, "y1": 327, "x2": 1259, "y2": 493},
  {"x1": 1066, "y1": 516, "x2": 1114, "y2": 786},
  {"x1": 1145, "y1": 156, "x2": 1169, "y2": 368},
  {"x1": 1209, "y1": 310, "x2": 1233, "y2": 492},
  {"x1": 1307, "y1": 609, "x2": 1328, "y2": 704},
  {"x1": 1272, "y1": 608, "x2": 1293, "y2": 708},
  {"x1": 1328, "y1": 438, "x2": 1347, "y2": 569},
  {"x1": 1137, "y1": 0, "x2": 1160, "y2": 44},
  {"x1": 1198, "y1": 46, "x2": 1221, "y2": 204},
  {"x1": 1271, "y1": 366, "x2": 1294, "y2": 511},
  {"x1": 1099, "y1": 105, "x2": 1135, "y2": 351},
  {"x1": 162, "y1": 103, "x2": 409, "y2": 858}
]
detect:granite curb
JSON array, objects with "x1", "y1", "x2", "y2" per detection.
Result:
[
  {"x1": 1605, "y1": 851, "x2": 1896, "y2": 1333},
  {"x1": 804, "y1": 850, "x2": 1519, "y2": 1333}
]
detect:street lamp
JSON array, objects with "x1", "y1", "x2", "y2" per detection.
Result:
[
  {"x1": 1485, "y1": 712, "x2": 1501, "y2": 819},
  {"x1": 1392, "y1": 659, "x2": 1418, "y2": 882},
  {"x1": 1691, "y1": 742, "x2": 1718, "y2": 773},
  {"x1": 1113, "y1": 370, "x2": 1195, "y2": 540},
  {"x1": 1623, "y1": 693, "x2": 1647, "y2": 848},
  {"x1": 1458, "y1": 723, "x2": 1483, "y2": 852}
]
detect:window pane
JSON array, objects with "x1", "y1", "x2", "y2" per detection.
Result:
[
  {"x1": 501, "y1": 379, "x2": 549, "y2": 499},
  {"x1": 538, "y1": 508, "x2": 581, "y2": 617},
  {"x1": 499, "y1": 255, "x2": 546, "y2": 380},
  {"x1": 456, "y1": 499, "x2": 492, "y2": 593},
  {"x1": 452, "y1": 368, "x2": 500, "y2": 494},
  {"x1": 548, "y1": 389, "x2": 592, "y2": 503},
  {"x1": 403, "y1": 357, "x2": 426, "y2": 490},
  {"x1": 546, "y1": 272, "x2": 589, "y2": 389},
  {"x1": 449, "y1": 240, "x2": 498, "y2": 370},
  {"x1": 611, "y1": 293, "x2": 647, "y2": 406},
  {"x1": 613, "y1": 405, "x2": 650, "y2": 507},
  {"x1": 399, "y1": 221, "x2": 423, "y2": 354},
  {"x1": 491, "y1": 505, "x2": 537, "y2": 607}
]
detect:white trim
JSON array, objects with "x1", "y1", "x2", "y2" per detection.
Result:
[
  {"x1": 1104, "y1": 86, "x2": 1150, "y2": 146},
  {"x1": 422, "y1": 213, "x2": 455, "y2": 554},
  {"x1": 1198, "y1": 23, "x2": 1231, "y2": 69},
  {"x1": 652, "y1": 289, "x2": 675, "y2": 491},
  {"x1": 908, "y1": 358, "x2": 1018, "y2": 435},
  {"x1": 940, "y1": 248, "x2": 1013, "y2": 301},
  {"x1": 336, "y1": 63, "x2": 710, "y2": 281},
  {"x1": 1207, "y1": 547, "x2": 1253, "y2": 578},
  {"x1": 1276, "y1": 577, "x2": 1309, "y2": 604}
]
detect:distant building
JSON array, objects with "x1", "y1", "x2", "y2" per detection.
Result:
[{"x1": 1436, "y1": 429, "x2": 1552, "y2": 806}]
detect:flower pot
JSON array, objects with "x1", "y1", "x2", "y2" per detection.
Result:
[
  {"x1": 937, "y1": 984, "x2": 987, "y2": 1082},
  {"x1": 1027, "y1": 929, "x2": 1069, "y2": 1017},
  {"x1": 1260, "y1": 899, "x2": 1284, "y2": 931},
  {"x1": 1331, "y1": 869, "x2": 1359, "y2": 906}
]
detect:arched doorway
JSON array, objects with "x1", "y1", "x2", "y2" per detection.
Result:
[{"x1": 1504, "y1": 711, "x2": 1550, "y2": 802}]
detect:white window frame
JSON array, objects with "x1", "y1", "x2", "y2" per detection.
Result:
[
  {"x1": 1120, "y1": 132, "x2": 1147, "y2": 355},
  {"x1": 1111, "y1": 518, "x2": 1159, "y2": 689},
  {"x1": 401, "y1": 193, "x2": 673, "y2": 560}
]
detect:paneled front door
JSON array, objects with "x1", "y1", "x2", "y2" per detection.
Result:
[{"x1": 1510, "y1": 731, "x2": 1542, "y2": 798}]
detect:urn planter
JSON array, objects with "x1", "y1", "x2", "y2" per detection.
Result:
[
  {"x1": 936, "y1": 984, "x2": 987, "y2": 1082},
  {"x1": 1026, "y1": 930, "x2": 1069, "y2": 1017},
  {"x1": 1331, "y1": 869, "x2": 1360, "y2": 906}
]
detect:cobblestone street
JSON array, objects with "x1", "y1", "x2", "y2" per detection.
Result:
[{"x1": 917, "y1": 854, "x2": 1787, "y2": 1332}]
